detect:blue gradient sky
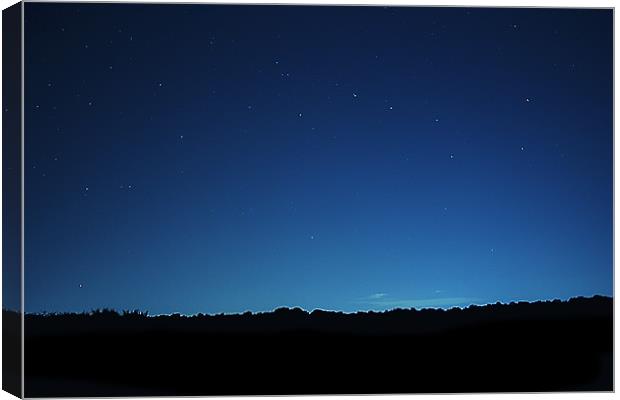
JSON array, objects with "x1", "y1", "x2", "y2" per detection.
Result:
[{"x1": 23, "y1": 4, "x2": 612, "y2": 314}]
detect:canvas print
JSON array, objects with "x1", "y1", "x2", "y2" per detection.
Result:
[{"x1": 2, "y1": 2, "x2": 613, "y2": 397}]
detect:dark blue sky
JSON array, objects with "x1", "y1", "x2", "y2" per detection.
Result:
[{"x1": 23, "y1": 4, "x2": 612, "y2": 314}]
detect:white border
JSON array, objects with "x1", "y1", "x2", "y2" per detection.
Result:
[{"x1": 20, "y1": 1, "x2": 24, "y2": 398}]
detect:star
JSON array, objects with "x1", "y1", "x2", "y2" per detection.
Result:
[
  {"x1": 298, "y1": 112, "x2": 303, "y2": 118},
  {"x1": 79, "y1": 284, "x2": 83, "y2": 288},
  {"x1": 520, "y1": 146, "x2": 525, "y2": 151},
  {"x1": 434, "y1": 118, "x2": 440, "y2": 122},
  {"x1": 353, "y1": 93, "x2": 358, "y2": 98},
  {"x1": 310, "y1": 235, "x2": 315, "y2": 240},
  {"x1": 450, "y1": 153, "x2": 455, "y2": 159},
  {"x1": 525, "y1": 97, "x2": 531, "y2": 102}
]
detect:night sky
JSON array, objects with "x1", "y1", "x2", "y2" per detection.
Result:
[{"x1": 23, "y1": 4, "x2": 612, "y2": 314}]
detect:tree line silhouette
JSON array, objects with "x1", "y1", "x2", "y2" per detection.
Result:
[{"x1": 12, "y1": 295, "x2": 612, "y2": 396}]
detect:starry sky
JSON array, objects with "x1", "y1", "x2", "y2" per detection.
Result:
[{"x1": 23, "y1": 4, "x2": 612, "y2": 314}]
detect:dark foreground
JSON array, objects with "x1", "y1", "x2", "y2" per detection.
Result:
[{"x1": 18, "y1": 295, "x2": 613, "y2": 397}]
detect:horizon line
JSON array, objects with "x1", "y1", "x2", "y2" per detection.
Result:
[{"x1": 12, "y1": 293, "x2": 612, "y2": 318}]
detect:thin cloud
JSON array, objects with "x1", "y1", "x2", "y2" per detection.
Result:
[{"x1": 356, "y1": 294, "x2": 480, "y2": 310}]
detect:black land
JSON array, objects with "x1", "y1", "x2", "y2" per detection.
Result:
[{"x1": 16, "y1": 295, "x2": 613, "y2": 397}]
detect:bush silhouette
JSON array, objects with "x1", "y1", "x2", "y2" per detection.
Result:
[{"x1": 17, "y1": 295, "x2": 613, "y2": 397}]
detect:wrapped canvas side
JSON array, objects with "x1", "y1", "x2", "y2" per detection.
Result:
[{"x1": 2, "y1": 2, "x2": 23, "y2": 398}]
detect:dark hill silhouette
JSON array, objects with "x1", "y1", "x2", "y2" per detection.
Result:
[{"x1": 17, "y1": 295, "x2": 612, "y2": 396}]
